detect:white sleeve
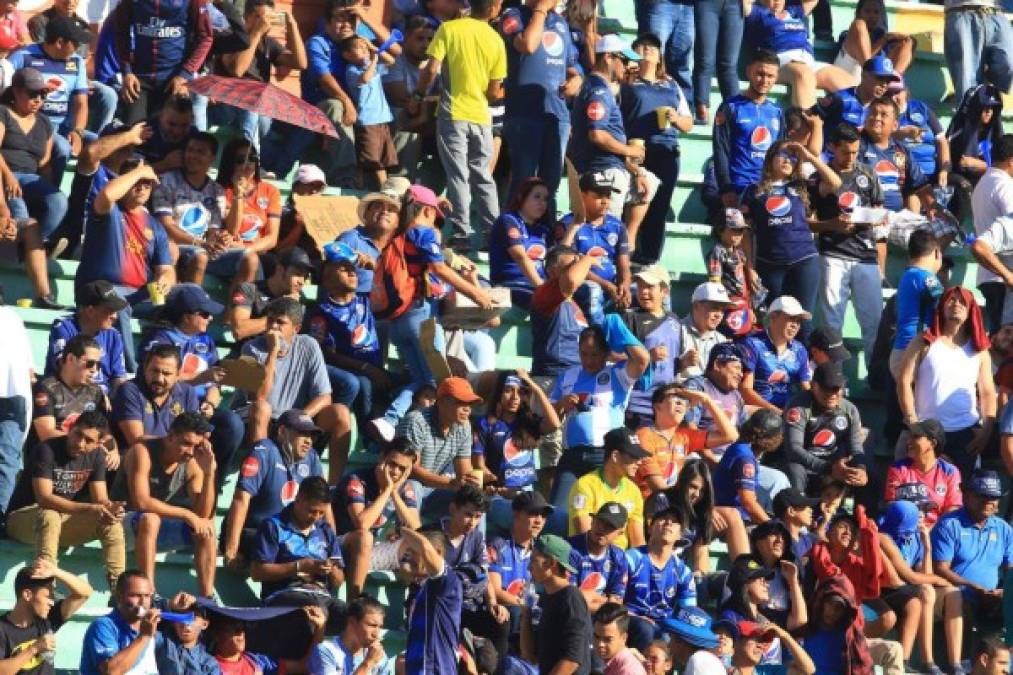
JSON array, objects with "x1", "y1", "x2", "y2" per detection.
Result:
[{"x1": 979, "y1": 216, "x2": 1013, "y2": 254}]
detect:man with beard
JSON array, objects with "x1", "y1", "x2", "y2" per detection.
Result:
[
  {"x1": 46, "y1": 281, "x2": 129, "y2": 394},
  {"x1": 567, "y1": 502, "x2": 630, "y2": 613},
  {"x1": 813, "y1": 56, "x2": 902, "y2": 136},
  {"x1": 932, "y1": 470, "x2": 1013, "y2": 674},
  {"x1": 31, "y1": 335, "x2": 111, "y2": 451},
  {"x1": 684, "y1": 342, "x2": 749, "y2": 458},
  {"x1": 111, "y1": 344, "x2": 200, "y2": 447},
  {"x1": 772, "y1": 362, "x2": 867, "y2": 494}
]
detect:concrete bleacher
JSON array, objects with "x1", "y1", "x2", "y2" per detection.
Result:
[{"x1": 0, "y1": 0, "x2": 998, "y2": 669}]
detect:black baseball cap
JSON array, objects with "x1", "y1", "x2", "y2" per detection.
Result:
[
  {"x1": 512, "y1": 491, "x2": 554, "y2": 515},
  {"x1": 278, "y1": 409, "x2": 321, "y2": 434},
  {"x1": 706, "y1": 342, "x2": 743, "y2": 371},
  {"x1": 75, "y1": 280, "x2": 129, "y2": 311},
  {"x1": 967, "y1": 469, "x2": 1007, "y2": 499},
  {"x1": 741, "y1": 409, "x2": 783, "y2": 439},
  {"x1": 750, "y1": 518, "x2": 790, "y2": 542},
  {"x1": 278, "y1": 247, "x2": 315, "y2": 273},
  {"x1": 813, "y1": 362, "x2": 847, "y2": 390},
  {"x1": 12, "y1": 67, "x2": 49, "y2": 92},
  {"x1": 579, "y1": 171, "x2": 620, "y2": 194},
  {"x1": 730, "y1": 554, "x2": 775, "y2": 582},
  {"x1": 808, "y1": 326, "x2": 851, "y2": 363},
  {"x1": 604, "y1": 427, "x2": 650, "y2": 460},
  {"x1": 772, "y1": 487, "x2": 820, "y2": 516},
  {"x1": 46, "y1": 15, "x2": 93, "y2": 44},
  {"x1": 594, "y1": 501, "x2": 629, "y2": 530},
  {"x1": 907, "y1": 418, "x2": 945, "y2": 449}
]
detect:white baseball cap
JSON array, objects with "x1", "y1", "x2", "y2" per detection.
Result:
[
  {"x1": 691, "y1": 282, "x2": 732, "y2": 305},
  {"x1": 595, "y1": 34, "x2": 641, "y2": 60},
  {"x1": 634, "y1": 265, "x2": 670, "y2": 287},
  {"x1": 768, "y1": 295, "x2": 812, "y2": 320},
  {"x1": 295, "y1": 163, "x2": 327, "y2": 185}
]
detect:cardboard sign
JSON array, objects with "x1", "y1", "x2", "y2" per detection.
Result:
[
  {"x1": 293, "y1": 194, "x2": 361, "y2": 252},
  {"x1": 219, "y1": 357, "x2": 266, "y2": 393},
  {"x1": 440, "y1": 287, "x2": 512, "y2": 330}
]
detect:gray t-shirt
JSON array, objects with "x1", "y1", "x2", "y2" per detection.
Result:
[
  {"x1": 241, "y1": 334, "x2": 331, "y2": 417},
  {"x1": 977, "y1": 216, "x2": 1013, "y2": 324}
]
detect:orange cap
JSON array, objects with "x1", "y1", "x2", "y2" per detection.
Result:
[{"x1": 436, "y1": 376, "x2": 482, "y2": 404}]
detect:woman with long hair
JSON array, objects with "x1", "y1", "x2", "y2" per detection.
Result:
[
  {"x1": 740, "y1": 140, "x2": 840, "y2": 326},
  {"x1": 488, "y1": 177, "x2": 552, "y2": 310},
  {"x1": 218, "y1": 138, "x2": 281, "y2": 287}
]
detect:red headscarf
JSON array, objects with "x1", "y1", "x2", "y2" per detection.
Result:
[{"x1": 923, "y1": 286, "x2": 990, "y2": 352}]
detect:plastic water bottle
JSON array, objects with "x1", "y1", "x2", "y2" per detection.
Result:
[
  {"x1": 524, "y1": 583, "x2": 542, "y2": 627},
  {"x1": 40, "y1": 631, "x2": 54, "y2": 665}
]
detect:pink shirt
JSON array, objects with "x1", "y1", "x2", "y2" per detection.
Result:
[
  {"x1": 884, "y1": 457, "x2": 963, "y2": 526},
  {"x1": 605, "y1": 649, "x2": 647, "y2": 675}
]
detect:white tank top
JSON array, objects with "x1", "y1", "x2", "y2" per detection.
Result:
[{"x1": 914, "y1": 340, "x2": 982, "y2": 431}]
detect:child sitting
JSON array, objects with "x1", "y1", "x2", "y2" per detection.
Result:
[{"x1": 341, "y1": 36, "x2": 399, "y2": 190}]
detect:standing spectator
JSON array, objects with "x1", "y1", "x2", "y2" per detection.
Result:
[
  {"x1": 942, "y1": 0, "x2": 1012, "y2": 104},
  {"x1": 520, "y1": 534, "x2": 593, "y2": 675},
  {"x1": 713, "y1": 49, "x2": 784, "y2": 207},
  {"x1": 5, "y1": 412, "x2": 126, "y2": 590},
  {"x1": 634, "y1": 0, "x2": 693, "y2": 109},
  {"x1": 0, "y1": 306, "x2": 33, "y2": 524},
  {"x1": 593, "y1": 603, "x2": 647, "y2": 675},
  {"x1": 621, "y1": 33, "x2": 692, "y2": 265},
  {"x1": 970, "y1": 134, "x2": 1013, "y2": 331},
  {"x1": 677, "y1": 283, "x2": 732, "y2": 381},
  {"x1": 499, "y1": 0, "x2": 581, "y2": 212},
  {"x1": 693, "y1": 0, "x2": 746, "y2": 124},
  {"x1": 740, "y1": 296, "x2": 812, "y2": 412},
  {"x1": 890, "y1": 230, "x2": 943, "y2": 377},
  {"x1": 402, "y1": 528, "x2": 463, "y2": 675},
  {"x1": 0, "y1": 560, "x2": 93, "y2": 672},
  {"x1": 884, "y1": 419, "x2": 962, "y2": 526},
  {"x1": 111, "y1": 0, "x2": 213, "y2": 124},
  {"x1": 215, "y1": 0, "x2": 307, "y2": 151},
  {"x1": 341, "y1": 35, "x2": 398, "y2": 191},
  {"x1": 896, "y1": 286, "x2": 996, "y2": 481},
  {"x1": 568, "y1": 502, "x2": 630, "y2": 612},
  {"x1": 932, "y1": 470, "x2": 1013, "y2": 669},
  {"x1": 568, "y1": 34, "x2": 648, "y2": 217},
  {"x1": 968, "y1": 213, "x2": 1013, "y2": 328},
  {"x1": 410, "y1": 0, "x2": 506, "y2": 251},
  {"x1": 382, "y1": 16, "x2": 438, "y2": 181},
  {"x1": 111, "y1": 412, "x2": 218, "y2": 598}
]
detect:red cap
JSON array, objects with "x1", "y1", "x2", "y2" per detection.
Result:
[
  {"x1": 736, "y1": 621, "x2": 776, "y2": 644},
  {"x1": 436, "y1": 376, "x2": 482, "y2": 404}
]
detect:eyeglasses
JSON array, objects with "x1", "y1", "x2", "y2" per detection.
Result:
[{"x1": 82, "y1": 359, "x2": 100, "y2": 369}]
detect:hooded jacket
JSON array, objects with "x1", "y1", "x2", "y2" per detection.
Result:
[
  {"x1": 809, "y1": 505, "x2": 883, "y2": 603},
  {"x1": 806, "y1": 575, "x2": 874, "y2": 675}
]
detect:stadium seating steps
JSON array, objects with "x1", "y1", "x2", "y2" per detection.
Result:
[{"x1": 0, "y1": 0, "x2": 1005, "y2": 669}]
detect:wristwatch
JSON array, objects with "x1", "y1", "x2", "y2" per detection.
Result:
[{"x1": 411, "y1": 91, "x2": 425, "y2": 102}]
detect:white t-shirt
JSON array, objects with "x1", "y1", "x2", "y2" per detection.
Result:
[
  {"x1": 976, "y1": 216, "x2": 1013, "y2": 323},
  {"x1": 149, "y1": 169, "x2": 228, "y2": 239},
  {"x1": 683, "y1": 650, "x2": 728, "y2": 675},
  {"x1": 971, "y1": 167, "x2": 1013, "y2": 285}
]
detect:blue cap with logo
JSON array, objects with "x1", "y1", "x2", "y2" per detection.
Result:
[
  {"x1": 968, "y1": 469, "x2": 1007, "y2": 499},
  {"x1": 658, "y1": 607, "x2": 719, "y2": 649},
  {"x1": 322, "y1": 241, "x2": 358, "y2": 266}
]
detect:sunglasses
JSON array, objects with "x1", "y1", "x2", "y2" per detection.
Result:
[
  {"x1": 26, "y1": 90, "x2": 46, "y2": 100},
  {"x1": 82, "y1": 359, "x2": 100, "y2": 369},
  {"x1": 134, "y1": 179, "x2": 155, "y2": 189}
]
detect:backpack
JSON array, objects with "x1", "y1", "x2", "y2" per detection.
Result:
[{"x1": 370, "y1": 234, "x2": 419, "y2": 320}]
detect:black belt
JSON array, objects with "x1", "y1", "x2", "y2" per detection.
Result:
[{"x1": 947, "y1": 5, "x2": 1000, "y2": 13}]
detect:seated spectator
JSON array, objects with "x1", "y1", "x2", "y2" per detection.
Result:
[
  {"x1": 713, "y1": 409, "x2": 787, "y2": 523},
  {"x1": 228, "y1": 246, "x2": 313, "y2": 342},
  {"x1": 740, "y1": 296, "x2": 813, "y2": 412},
  {"x1": 6, "y1": 412, "x2": 125, "y2": 589},
  {"x1": 215, "y1": 0, "x2": 307, "y2": 152},
  {"x1": 487, "y1": 491, "x2": 550, "y2": 626},
  {"x1": 529, "y1": 244, "x2": 596, "y2": 385},
  {"x1": 277, "y1": 165, "x2": 332, "y2": 265},
  {"x1": 773, "y1": 362, "x2": 867, "y2": 493},
  {"x1": 150, "y1": 132, "x2": 257, "y2": 289},
  {"x1": 896, "y1": 286, "x2": 996, "y2": 481},
  {"x1": 948, "y1": 85, "x2": 1003, "y2": 187},
  {"x1": 635, "y1": 384, "x2": 737, "y2": 497},
  {"x1": 568, "y1": 501, "x2": 630, "y2": 613},
  {"x1": 772, "y1": 487, "x2": 821, "y2": 561},
  {"x1": 592, "y1": 603, "x2": 646, "y2": 675},
  {"x1": 859, "y1": 97, "x2": 933, "y2": 216},
  {"x1": 815, "y1": 52, "x2": 900, "y2": 133},
  {"x1": 559, "y1": 171, "x2": 633, "y2": 325},
  {"x1": 309, "y1": 595, "x2": 388, "y2": 675},
  {"x1": 807, "y1": 326, "x2": 851, "y2": 368},
  {"x1": 250, "y1": 475, "x2": 347, "y2": 614},
  {"x1": 222, "y1": 409, "x2": 327, "y2": 572},
  {"x1": 137, "y1": 284, "x2": 224, "y2": 391},
  {"x1": 833, "y1": 0, "x2": 913, "y2": 83},
  {"x1": 748, "y1": 521, "x2": 807, "y2": 632},
  {"x1": 730, "y1": 619, "x2": 815, "y2": 675},
  {"x1": 932, "y1": 471, "x2": 1013, "y2": 640},
  {"x1": 136, "y1": 97, "x2": 198, "y2": 174},
  {"x1": 744, "y1": 0, "x2": 851, "y2": 107},
  {"x1": 624, "y1": 507, "x2": 696, "y2": 650},
  {"x1": 241, "y1": 296, "x2": 353, "y2": 481},
  {"x1": 336, "y1": 187, "x2": 401, "y2": 297},
  {"x1": 683, "y1": 343, "x2": 749, "y2": 457},
  {"x1": 719, "y1": 553, "x2": 776, "y2": 626},
  {"x1": 801, "y1": 575, "x2": 876, "y2": 675},
  {"x1": 622, "y1": 265, "x2": 680, "y2": 423},
  {"x1": 885, "y1": 419, "x2": 962, "y2": 526},
  {"x1": 111, "y1": 344, "x2": 199, "y2": 447},
  {"x1": 9, "y1": 17, "x2": 93, "y2": 181},
  {"x1": 657, "y1": 607, "x2": 723, "y2": 674},
  {"x1": 0, "y1": 559, "x2": 93, "y2": 671},
  {"x1": 893, "y1": 81, "x2": 951, "y2": 192},
  {"x1": 401, "y1": 528, "x2": 464, "y2": 675},
  {"x1": 112, "y1": 412, "x2": 217, "y2": 598},
  {"x1": 0, "y1": 205, "x2": 64, "y2": 311},
  {"x1": 153, "y1": 601, "x2": 218, "y2": 674},
  {"x1": 677, "y1": 283, "x2": 731, "y2": 381},
  {"x1": 520, "y1": 534, "x2": 593, "y2": 675},
  {"x1": 341, "y1": 35, "x2": 398, "y2": 190},
  {"x1": 706, "y1": 209, "x2": 756, "y2": 336},
  {"x1": 968, "y1": 638, "x2": 1012, "y2": 675},
  {"x1": 218, "y1": 138, "x2": 281, "y2": 265},
  {"x1": 336, "y1": 438, "x2": 421, "y2": 599},
  {"x1": 30, "y1": 334, "x2": 111, "y2": 450},
  {"x1": 207, "y1": 606, "x2": 327, "y2": 674},
  {"x1": 489, "y1": 177, "x2": 551, "y2": 310},
  {"x1": 76, "y1": 158, "x2": 174, "y2": 373},
  {"x1": 45, "y1": 281, "x2": 129, "y2": 393},
  {"x1": 0, "y1": 68, "x2": 69, "y2": 248},
  {"x1": 567, "y1": 428, "x2": 647, "y2": 550}
]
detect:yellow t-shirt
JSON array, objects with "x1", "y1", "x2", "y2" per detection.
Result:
[
  {"x1": 567, "y1": 469, "x2": 645, "y2": 550},
  {"x1": 426, "y1": 17, "x2": 507, "y2": 125}
]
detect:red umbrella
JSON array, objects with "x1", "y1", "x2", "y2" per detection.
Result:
[{"x1": 188, "y1": 75, "x2": 339, "y2": 139}]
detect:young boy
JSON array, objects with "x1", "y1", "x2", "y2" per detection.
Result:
[
  {"x1": 593, "y1": 603, "x2": 647, "y2": 675},
  {"x1": 342, "y1": 36, "x2": 398, "y2": 190},
  {"x1": 155, "y1": 604, "x2": 219, "y2": 674},
  {"x1": 890, "y1": 229, "x2": 942, "y2": 377}
]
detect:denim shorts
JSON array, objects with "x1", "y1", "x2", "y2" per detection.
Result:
[{"x1": 125, "y1": 511, "x2": 194, "y2": 552}]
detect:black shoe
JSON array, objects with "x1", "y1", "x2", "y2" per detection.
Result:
[
  {"x1": 814, "y1": 30, "x2": 834, "y2": 42},
  {"x1": 33, "y1": 294, "x2": 69, "y2": 310}
]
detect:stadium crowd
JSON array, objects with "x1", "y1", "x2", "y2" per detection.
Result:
[{"x1": 0, "y1": 0, "x2": 1012, "y2": 671}]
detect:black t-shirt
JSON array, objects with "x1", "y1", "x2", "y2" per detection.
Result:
[
  {"x1": 0, "y1": 600, "x2": 66, "y2": 675},
  {"x1": 0, "y1": 106, "x2": 53, "y2": 174},
  {"x1": 809, "y1": 163, "x2": 883, "y2": 263},
  {"x1": 246, "y1": 36, "x2": 284, "y2": 83},
  {"x1": 8, "y1": 437, "x2": 107, "y2": 512},
  {"x1": 30, "y1": 376, "x2": 107, "y2": 445},
  {"x1": 536, "y1": 585, "x2": 592, "y2": 675}
]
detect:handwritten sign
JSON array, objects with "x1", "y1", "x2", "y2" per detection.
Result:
[
  {"x1": 219, "y1": 357, "x2": 266, "y2": 393},
  {"x1": 293, "y1": 194, "x2": 361, "y2": 252}
]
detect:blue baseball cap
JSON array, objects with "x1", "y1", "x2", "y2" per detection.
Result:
[
  {"x1": 863, "y1": 56, "x2": 901, "y2": 81},
  {"x1": 658, "y1": 607, "x2": 719, "y2": 649},
  {"x1": 322, "y1": 241, "x2": 358, "y2": 266},
  {"x1": 968, "y1": 469, "x2": 1007, "y2": 499},
  {"x1": 166, "y1": 283, "x2": 223, "y2": 316}
]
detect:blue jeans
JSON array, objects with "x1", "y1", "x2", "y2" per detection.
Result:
[
  {"x1": 9, "y1": 173, "x2": 69, "y2": 240},
  {"x1": 549, "y1": 446, "x2": 604, "y2": 512},
  {"x1": 208, "y1": 102, "x2": 274, "y2": 152},
  {"x1": 51, "y1": 128, "x2": 98, "y2": 187},
  {"x1": 210, "y1": 407, "x2": 245, "y2": 485},
  {"x1": 635, "y1": 144, "x2": 680, "y2": 265},
  {"x1": 462, "y1": 330, "x2": 496, "y2": 372},
  {"x1": 0, "y1": 396, "x2": 26, "y2": 514},
  {"x1": 693, "y1": 0, "x2": 744, "y2": 106},
  {"x1": 944, "y1": 8, "x2": 1013, "y2": 102},
  {"x1": 636, "y1": 0, "x2": 695, "y2": 107},
  {"x1": 388, "y1": 299, "x2": 445, "y2": 387},
  {"x1": 627, "y1": 615, "x2": 665, "y2": 652},
  {"x1": 503, "y1": 115, "x2": 569, "y2": 216},
  {"x1": 113, "y1": 284, "x2": 161, "y2": 373},
  {"x1": 756, "y1": 254, "x2": 820, "y2": 340},
  {"x1": 89, "y1": 82, "x2": 118, "y2": 134},
  {"x1": 326, "y1": 365, "x2": 414, "y2": 423}
]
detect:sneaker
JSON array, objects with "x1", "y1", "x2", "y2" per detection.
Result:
[
  {"x1": 363, "y1": 417, "x2": 396, "y2": 445},
  {"x1": 34, "y1": 294, "x2": 69, "y2": 310},
  {"x1": 814, "y1": 29, "x2": 834, "y2": 42},
  {"x1": 950, "y1": 665, "x2": 967, "y2": 675},
  {"x1": 925, "y1": 665, "x2": 945, "y2": 675}
]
